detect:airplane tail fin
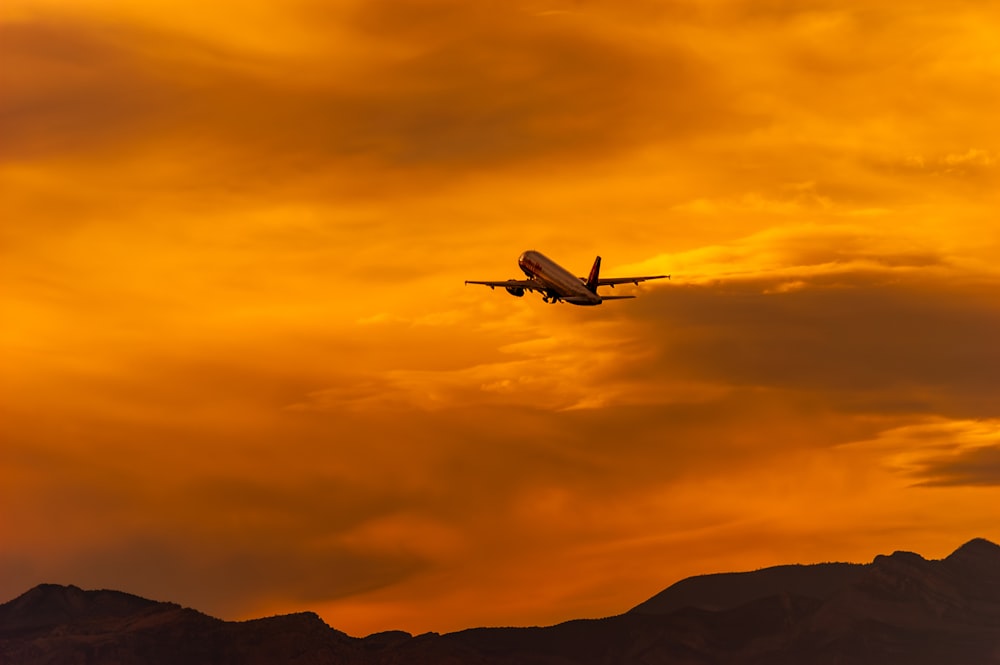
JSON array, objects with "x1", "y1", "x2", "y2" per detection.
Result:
[{"x1": 586, "y1": 256, "x2": 601, "y2": 293}]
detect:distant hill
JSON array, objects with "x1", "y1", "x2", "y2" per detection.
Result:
[
  {"x1": 3, "y1": 538, "x2": 1000, "y2": 664},
  {"x1": 629, "y1": 561, "x2": 867, "y2": 615}
]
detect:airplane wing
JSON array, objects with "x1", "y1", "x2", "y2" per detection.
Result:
[
  {"x1": 592, "y1": 275, "x2": 670, "y2": 286},
  {"x1": 464, "y1": 279, "x2": 547, "y2": 293}
]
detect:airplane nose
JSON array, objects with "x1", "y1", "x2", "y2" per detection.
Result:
[{"x1": 517, "y1": 249, "x2": 538, "y2": 277}]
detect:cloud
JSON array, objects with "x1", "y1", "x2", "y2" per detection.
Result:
[
  {"x1": 290, "y1": 321, "x2": 663, "y2": 412},
  {"x1": 623, "y1": 224, "x2": 963, "y2": 284},
  {"x1": 624, "y1": 268, "x2": 1000, "y2": 420},
  {"x1": 912, "y1": 445, "x2": 1000, "y2": 487},
  {"x1": 837, "y1": 419, "x2": 1000, "y2": 488},
  {"x1": 0, "y1": 7, "x2": 747, "y2": 186},
  {"x1": 873, "y1": 420, "x2": 1000, "y2": 488}
]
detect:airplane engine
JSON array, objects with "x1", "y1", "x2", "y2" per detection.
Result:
[{"x1": 505, "y1": 286, "x2": 525, "y2": 297}]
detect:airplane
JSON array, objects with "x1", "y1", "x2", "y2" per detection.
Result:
[{"x1": 466, "y1": 250, "x2": 669, "y2": 306}]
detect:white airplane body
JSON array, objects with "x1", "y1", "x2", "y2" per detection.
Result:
[{"x1": 466, "y1": 250, "x2": 669, "y2": 306}]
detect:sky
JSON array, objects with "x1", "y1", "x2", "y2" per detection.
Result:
[{"x1": 3, "y1": 0, "x2": 1000, "y2": 637}]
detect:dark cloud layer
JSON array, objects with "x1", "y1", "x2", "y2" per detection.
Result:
[
  {"x1": 625, "y1": 273, "x2": 1000, "y2": 418},
  {"x1": 0, "y1": 12, "x2": 742, "y2": 180},
  {"x1": 912, "y1": 445, "x2": 1000, "y2": 488}
]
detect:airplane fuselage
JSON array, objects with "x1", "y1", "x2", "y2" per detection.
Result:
[
  {"x1": 518, "y1": 250, "x2": 602, "y2": 306},
  {"x1": 465, "y1": 250, "x2": 668, "y2": 305}
]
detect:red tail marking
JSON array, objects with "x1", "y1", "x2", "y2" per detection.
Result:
[{"x1": 586, "y1": 256, "x2": 601, "y2": 293}]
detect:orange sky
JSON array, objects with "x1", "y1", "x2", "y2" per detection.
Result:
[{"x1": 3, "y1": 0, "x2": 1000, "y2": 637}]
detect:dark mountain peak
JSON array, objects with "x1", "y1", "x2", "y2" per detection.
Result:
[
  {"x1": 0, "y1": 583, "x2": 172, "y2": 635},
  {"x1": 946, "y1": 537, "x2": 1000, "y2": 563},
  {"x1": 362, "y1": 629, "x2": 414, "y2": 649},
  {"x1": 863, "y1": 549, "x2": 949, "y2": 598},
  {"x1": 871, "y1": 549, "x2": 927, "y2": 568},
  {"x1": 240, "y1": 610, "x2": 349, "y2": 639},
  {"x1": 242, "y1": 610, "x2": 327, "y2": 626},
  {"x1": 629, "y1": 561, "x2": 865, "y2": 615},
  {"x1": 11, "y1": 583, "x2": 163, "y2": 609},
  {"x1": 942, "y1": 537, "x2": 1000, "y2": 600},
  {"x1": 864, "y1": 550, "x2": 937, "y2": 594},
  {"x1": 888, "y1": 550, "x2": 927, "y2": 563}
]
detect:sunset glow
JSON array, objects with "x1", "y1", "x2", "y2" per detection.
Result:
[{"x1": 3, "y1": 0, "x2": 1000, "y2": 636}]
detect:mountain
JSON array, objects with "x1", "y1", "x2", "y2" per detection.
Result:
[
  {"x1": 629, "y1": 561, "x2": 867, "y2": 615},
  {"x1": 2, "y1": 539, "x2": 1000, "y2": 664}
]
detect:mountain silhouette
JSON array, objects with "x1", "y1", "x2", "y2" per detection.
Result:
[
  {"x1": 629, "y1": 561, "x2": 867, "y2": 615},
  {"x1": 3, "y1": 539, "x2": 999, "y2": 664}
]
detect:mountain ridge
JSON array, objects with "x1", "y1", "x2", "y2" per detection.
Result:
[{"x1": 3, "y1": 538, "x2": 999, "y2": 664}]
